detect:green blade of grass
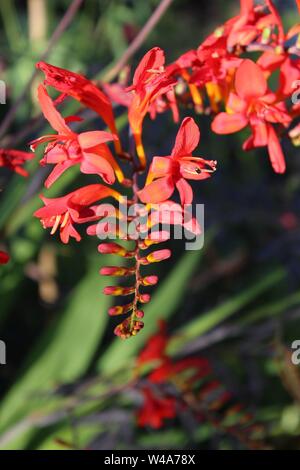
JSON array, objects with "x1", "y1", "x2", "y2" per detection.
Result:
[
  {"x1": 238, "y1": 290, "x2": 300, "y2": 327},
  {"x1": 168, "y1": 268, "x2": 286, "y2": 354},
  {"x1": 0, "y1": 253, "x2": 116, "y2": 444}
]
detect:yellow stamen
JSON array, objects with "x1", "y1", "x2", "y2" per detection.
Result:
[
  {"x1": 181, "y1": 69, "x2": 203, "y2": 112},
  {"x1": 206, "y1": 82, "x2": 222, "y2": 113},
  {"x1": 60, "y1": 211, "x2": 69, "y2": 229},
  {"x1": 50, "y1": 215, "x2": 62, "y2": 235}
]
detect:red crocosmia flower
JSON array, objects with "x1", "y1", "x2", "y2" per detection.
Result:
[
  {"x1": 127, "y1": 47, "x2": 177, "y2": 168},
  {"x1": 137, "y1": 387, "x2": 176, "y2": 429},
  {"x1": 149, "y1": 357, "x2": 211, "y2": 385},
  {"x1": 137, "y1": 320, "x2": 169, "y2": 366},
  {"x1": 203, "y1": 0, "x2": 257, "y2": 51},
  {"x1": 0, "y1": 149, "x2": 34, "y2": 177},
  {"x1": 34, "y1": 184, "x2": 122, "y2": 244},
  {"x1": 137, "y1": 322, "x2": 211, "y2": 385},
  {"x1": 30, "y1": 85, "x2": 124, "y2": 187},
  {"x1": 225, "y1": 0, "x2": 284, "y2": 50},
  {"x1": 167, "y1": 51, "x2": 205, "y2": 114},
  {"x1": 0, "y1": 251, "x2": 10, "y2": 264},
  {"x1": 211, "y1": 59, "x2": 291, "y2": 174},
  {"x1": 277, "y1": 57, "x2": 300, "y2": 101},
  {"x1": 138, "y1": 117, "x2": 217, "y2": 205},
  {"x1": 258, "y1": 50, "x2": 300, "y2": 102},
  {"x1": 194, "y1": 40, "x2": 242, "y2": 84},
  {"x1": 189, "y1": 38, "x2": 242, "y2": 113},
  {"x1": 36, "y1": 61, "x2": 121, "y2": 154}
]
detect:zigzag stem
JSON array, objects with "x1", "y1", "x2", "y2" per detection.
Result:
[
  {"x1": 100, "y1": 141, "x2": 170, "y2": 339},
  {"x1": 128, "y1": 167, "x2": 143, "y2": 336}
]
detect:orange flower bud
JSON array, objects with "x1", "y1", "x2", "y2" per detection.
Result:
[
  {"x1": 140, "y1": 249, "x2": 172, "y2": 265},
  {"x1": 103, "y1": 286, "x2": 135, "y2": 296},
  {"x1": 100, "y1": 266, "x2": 135, "y2": 276},
  {"x1": 98, "y1": 243, "x2": 134, "y2": 257},
  {"x1": 140, "y1": 275, "x2": 158, "y2": 286}
]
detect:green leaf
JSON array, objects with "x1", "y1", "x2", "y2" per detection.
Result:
[
  {"x1": 0, "y1": 253, "x2": 115, "y2": 447},
  {"x1": 168, "y1": 268, "x2": 286, "y2": 354},
  {"x1": 238, "y1": 290, "x2": 300, "y2": 326}
]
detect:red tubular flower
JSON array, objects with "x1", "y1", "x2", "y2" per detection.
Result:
[
  {"x1": 257, "y1": 27, "x2": 300, "y2": 101},
  {"x1": 276, "y1": 56, "x2": 300, "y2": 102},
  {"x1": 0, "y1": 251, "x2": 10, "y2": 264},
  {"x1": 137, "y1": 387, "x2": 176, "y2": 429},
  {"x1": 34, "y1": 184, "x2": 122, "y2": 244},
  {"x1": 190, "y1": 37, "x2": 242, "y2": 112},
  {"x1": 138, "y1": 117, "x2": 216, "y2": 205},
  {"x1": 127, "y1": 47, "x2": 177, "y2": 168},
  {"x1": 211, "y1": 59, "x2": 291, "y2": 173},
  {"x1": 134, "y1": 322, "x2": 265, "y2": 442},
  {"x1": 36, "y1": 61, "x2": 122, "y2": 154},
  {"x1": 136, "y1": 321, "x2": 212, "y2": 385},
  {"x1": 226, "y1": 0, "x2": 284, "y2": 50},
  {"x1": 137, "y1": 320, "x2": 168, "y2": 366},
  {"x1": 0, "y1": 149, "x2": 34, "y2": 177},
  {"x1": 149, "y1": 357, "x2": 211, "y2": 385},
  {"x1": 30, "y1": 85, "x2": 125, "y2": 187}
]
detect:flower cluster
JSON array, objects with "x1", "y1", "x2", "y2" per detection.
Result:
[
  {"x1": 32, "y1": 56, "x2": 214, "y2": 339},
  {"x1": 31, "y1": 0, "x2": 300, "y2": 339},
  {"x1": 105, "y1": 0, "x2": 300, "y2": 174},
  {"x1": 0, "y1": 148, "x2": 33, "y2": 264},
  {"x1": 134, "y1": 321, "x2": 265, "y2": 448},
  {"x1": 0, "y1": 148, "x2": 34, "y2": 177}
]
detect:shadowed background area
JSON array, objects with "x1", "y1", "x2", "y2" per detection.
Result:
[{"x1": 1, "y1": 0, "x2": 300, "y2": 450}]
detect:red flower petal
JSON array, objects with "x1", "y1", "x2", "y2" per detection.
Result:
[
  {"x1": 36, "y1": 62, "x2": 119, "y2": 141},
  {"x1": 0, "y1": 251, "x2": 10, "y2": 264},
  {"x1": 45, "y1": 160, "x2": 75, "y2": 188},
  {"x1": 70, "y1": 184, "x2": 122, "y2": 205},
  {"x1": 138, "y1": 176, "x2": 174, "y2": 203},
  {"x1": 226, "y1": 92, "x2": 247, "y2": 114},
  {"x1": 78, "y1": 131, "x2": 116, "y2": 150},
  {"x1": 211, "y1": 112, "x2": 248, "y2": 134},
  {"x1": 137, "y1": 320, "x2": 168, "y2": 366},
  {"x1": 175, "y1": 178, "x2": 193, "y2": 205},
  {"x1": 37, "y1": 85, "x2": 71, "y2": 135},
  {"x1": 137, "y1": 388, "x2": 176, "y2": 429},
  {"x1": 171, "y1": 117, "x2": 200, "y2": 158},
  {"x1": 248, "y1": 116, "x2": 268, "y2": 147},
  {"x1": 150, "y1": 156, "x2": 173, "y2": 178},
  {"x1": 240, "y1": 0, "x2": 254, "y2": 15},
  {"x1": 80, "y1": 153, "x2": 116, "y2": 185},
  {"x1": 267, "y1": 125, "x2": 286, "y2": 174},
  {"x1": 235, "y1": 60, "x2": 267, "y2": 100},
  {"x1": 132, "y1": 47, "x2": 165, "y2": 89}
]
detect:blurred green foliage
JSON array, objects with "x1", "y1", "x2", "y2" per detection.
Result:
[{"x1": 0, "y1": 0, "x2": 300, "y2": 450}]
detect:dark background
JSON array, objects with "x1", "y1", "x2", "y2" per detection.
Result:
[{"x1": 0, "y1": 0, "x2": 300, "y2": 450}]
